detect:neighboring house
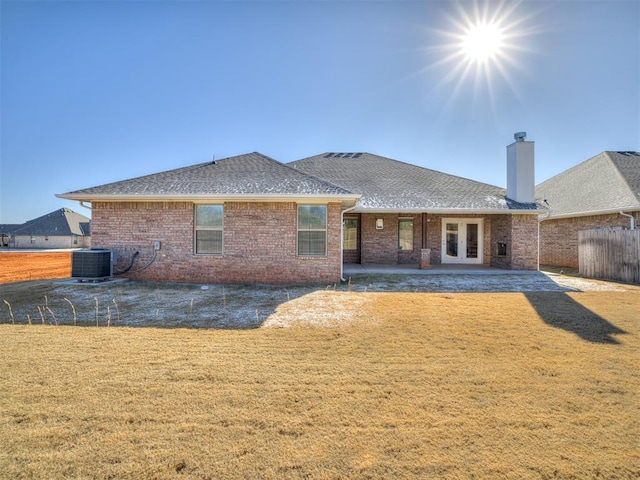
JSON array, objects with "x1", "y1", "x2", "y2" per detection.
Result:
[
  {"x1": 57, "y1": 136, "x2": 542, "y2": 284},
  {"x1": 0, "y1": 225, "x2": 20, "y2": 247},
  {"x1": 1, "y1": 208, "x2": 91, "y2": 249},
  {"x1": 536, "y1": 151, "x2": 640, "y2": 268}
]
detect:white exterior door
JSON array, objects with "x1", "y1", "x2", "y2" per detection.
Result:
[{"x1": 441, "y1": 219, "x2": 483, "y2": 264}]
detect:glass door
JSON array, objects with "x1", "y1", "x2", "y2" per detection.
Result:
[
  {"x1": 445, "y1": 222, "x2": 459, "y2": 259},
  {"x1": 442, "y1": 219, "x2": 483, "y2": 264}
]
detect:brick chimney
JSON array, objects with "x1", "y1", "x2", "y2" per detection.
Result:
[{"x1": 506, "y1": 132, "x2": 535, "y2": 203}]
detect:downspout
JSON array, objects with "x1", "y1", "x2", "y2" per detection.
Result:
[
  {"x1": 340, "y1": 205, "x2": 358, "y2": 282},
  {"x1": 619, "y1": 211, "x2": 636, "y2": 230},
  {"x1": 78, "y1": 201, "x2": 92, "y2": 211}
]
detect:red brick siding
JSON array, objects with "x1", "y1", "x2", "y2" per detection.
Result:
[
  {"x1": 357, "y1": 213, "x2": 539, "y2": 269},
  {"x1": 91, "y1": 201, "x2": 343, "y2": 284},
  {"x1": 490, "y1": 215, "x2": 511, "y2": 269},
  {"x1": 510, "y1": 214, "x2": 539, "y2": 270},
  {"x1": 425, "y1": 215, "x2": 442, "y2": 265},
  {"x1": 360, "y1": 214, "x2": 399, "y2": 264},
  {"x1": 489, "y1": 214, "x2": 538, "y2": 270},
  {"x1": 360, "y1": 213, "x2": 423, "y2": 264},
  {"x1": 539, "y1": 212, "x2": 640, "y2": 268}
]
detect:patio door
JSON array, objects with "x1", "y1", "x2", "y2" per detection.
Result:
[{"x1": 441, "y1": 219, "x2": 483, "y2": 264}]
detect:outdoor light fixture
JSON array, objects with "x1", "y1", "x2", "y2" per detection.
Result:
[{"x1": 376, "y1": 218, "x2": 384, "y2": 230}]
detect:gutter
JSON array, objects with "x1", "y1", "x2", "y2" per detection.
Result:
[
  {"x1": 619, "y1": 211, "x2": 636, "y2": 230},
  {"x1": 56, "y1": 193, "x2": 361, "y2": 203},
  {"x1": 539, "y1": 205, "x2": 640, "y2": 221},
  {"x1": 352, "y1": 207, "x2": 542, "y2": 215}
]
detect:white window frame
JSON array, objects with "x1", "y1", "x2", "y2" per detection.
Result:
[
  {"x1": 194, "y1": 204, "x2": 224, "y2": 255},
  {"x1": 441, "y1": 218, "x2": 484, "y2": 264},
  {"x1": 398, "y1": 217, "x2": 414, "y2": 251},
  {"x1": 343, "y1": 217, "x2": 358, "y2": 251},
  {"x1": 297, "y1": 204, "x2": 327, "y2": 257}
]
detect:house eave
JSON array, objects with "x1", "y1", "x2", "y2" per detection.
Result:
[
  {"x1": 539, "y1": 205, "x2": 640, "y2": 221},
  {"x1": 56, "y1": 193, "x2": 361, "y2": 204},
  {"x1": 352, "y1": 207, "x2": 543, "y2": 215}
]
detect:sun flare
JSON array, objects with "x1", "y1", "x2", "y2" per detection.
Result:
[
  {"x1": 461, "y1": 22, "x2": 504, "y2": 63},
  {"x1": 422, "y1": 0, "x2": 540, "y2": 101}
]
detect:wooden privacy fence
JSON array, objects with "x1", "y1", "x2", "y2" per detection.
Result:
[{"x1": 578, "y1": 229, "x2": 640, "y2": 284}]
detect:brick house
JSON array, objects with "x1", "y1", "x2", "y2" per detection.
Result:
[
  {"x1": 58, "y1": 137, "x2": 542, "y2": 284},
  {"x1": 536, "y1": 151, "x2": 640, "y2": 269},
  {"x1": 0, "y1": 208, "x2": 91, "y2": 249}
]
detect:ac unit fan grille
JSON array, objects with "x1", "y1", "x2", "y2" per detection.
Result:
[{"x1": 72, "y1": 250, "x2": 112, "y2": 279}]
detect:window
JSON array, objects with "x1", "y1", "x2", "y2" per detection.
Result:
[
  {"x1": 343, "y1": 218, "x2": 358, "y2": 250},
  {"x1": 298, "y1": 205, "x2": 327, "y2": 256},
  {"x1": 195, "y1": 205, "x2": 223, "y2": 254},
  {"x1": 399, "y1": 218, "x2": 414, "y2": 251}
]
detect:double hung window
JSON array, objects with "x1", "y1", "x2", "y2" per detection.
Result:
[
  {"x1": 195, "y1": 205, "x2": 223, "y2": 254},
  {"x1": 298, "y1": 205, "x2": 327, "y2": 256}
]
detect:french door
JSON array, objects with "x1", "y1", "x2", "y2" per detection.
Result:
[{"x1": 442, "y1": 218, "x2": 483, "y2": 264}]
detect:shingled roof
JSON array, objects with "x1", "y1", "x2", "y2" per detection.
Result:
[
  {"x1": 58, "y1": 152, "x2": 358, "y2": 203},
  {"x1": 8, "y1": 208, "x2": 90, "y2": 236},
  {"x1": 536, "y1": 151, "x2": 640, "y2": 218},
  {"x1": 289, "y1": 152, "x2": 538, "y2": 212}
]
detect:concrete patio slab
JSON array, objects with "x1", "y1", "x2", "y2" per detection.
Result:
[{"x1": 344, "y1": 264, "x2": 540, "y2": 276}]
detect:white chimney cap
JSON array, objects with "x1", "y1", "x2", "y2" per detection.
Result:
[{"x1": 514, "y1": 132, "x2": 527, "y2": 142}]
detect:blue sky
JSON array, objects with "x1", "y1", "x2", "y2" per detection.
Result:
[{"x1": 1, "y1": 0, "x2": 638, "y2": 224}]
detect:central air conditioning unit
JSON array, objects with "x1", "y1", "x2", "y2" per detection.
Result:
[{"x1": 72, "y1": 249, "x2": 112, "y2": 281}]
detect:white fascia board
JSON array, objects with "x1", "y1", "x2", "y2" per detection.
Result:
[
  {"x1": 353, "y1": 207, "x2": 542, "y2": 215},
  {"x1": 56, "y1": 193, "x2": 361, "y2": 204},
  {"x1": 539, "y1": 205, "x2": 640, "y2": 221}
]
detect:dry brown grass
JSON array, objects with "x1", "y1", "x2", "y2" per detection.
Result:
[
  {"x1": 0, "y1": 252, "x2": 71, "y2": 284},
  {"x1": 0, "y1": 290, "x2": 638, "y2": 479}
]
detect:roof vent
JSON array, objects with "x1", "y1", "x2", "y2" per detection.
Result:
[
  {"x1": 323, "y1": 152, "x2": 363, "y2": 159},
  {"x1": 514, "y1": 132, "x2": 527, "y2": 142}
]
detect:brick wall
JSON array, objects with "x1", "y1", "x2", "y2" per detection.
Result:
[
  {"x1": 509, "y1": 214, "x2": 539, "y2": 270},
  {"x1": 489, "y1": 214, "x2": 538, "y2": 270},
  {"x1": 490, "y1": 215, "x2": 511, "y2": 269},
  {"x1": 360, "y1": 213, "x2": 422, "y2": 264},
  {"x1": 540, "y1": 212, "x2": 640, "y2": 268},
  {"x1": 91, "y1": 201, "x2": 343, "y2": 284},
  {"x1": 356, "y1": 212, "x2": 538, "y2": 269}
]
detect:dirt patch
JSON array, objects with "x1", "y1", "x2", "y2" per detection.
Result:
[
  {"x1": 0, "y1": 272, "x2": 637, "y2": 329},
  {"x1": 0, "y1": 251, "x2": 71, "y2": 284}
]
